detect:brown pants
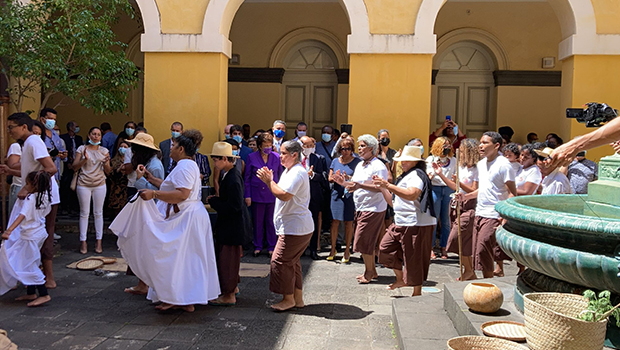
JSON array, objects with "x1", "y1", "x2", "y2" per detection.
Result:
[
  {"x1": 41, "y1": 204, "x2": 58, "y2": 261},
  {"x1": 446, "y1": 199, "x2": 476, "y2": 256},
  {"x1": 353, "y1": 211, "x2": 386, "y2": 255},
  {"x1": 379, "y1": 224, "x2": 434, "y2": 286},
  {"x1": 473, "y1": 216, "x2": 501, "y2": 271},
  {"x1": 270, "y1": 233, "x2": 312, "y2": 295},
  {"x1": 216, "y1": 244, "x2": 242, "y2": 294}
]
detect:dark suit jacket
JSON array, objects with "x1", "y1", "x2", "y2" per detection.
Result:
[
  {"x1": 159, "y1": 139, "x2": 173, "y2": 177},
  {"x1": 60, "y1": 133, "x2": 84, "y2": 164},
  {"x1": 209, "y1": 167, "x2": 252, "y2": 246},
  {"x1": 305, "y1": 153, "x2": 329, "y2": 211}
]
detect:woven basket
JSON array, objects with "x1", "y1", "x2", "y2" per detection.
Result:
[
  {"x1": 75, "y1": 258, "x2": 104, "y2": 270},
  {"x1": 523, "y1": 292, "x2": 607, "y2": 350},
  {"x1": 447, "y1": 336, "x2": 528, "y2": 350}
]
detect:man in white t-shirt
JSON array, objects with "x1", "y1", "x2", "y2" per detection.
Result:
[
  {"x1": 456, "y1": 131, "x2": 516, "y2": 279},
  {"x1": 4, "y1": 113, "x2": 59, "y2": 290}
]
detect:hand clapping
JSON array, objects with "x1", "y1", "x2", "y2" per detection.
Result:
[
  {"x1": 372, "y1": 175, "x2": 388, "y2": 189},
  {"x1": 256, "y1": 166, "x2": 273, "y2": 184}
]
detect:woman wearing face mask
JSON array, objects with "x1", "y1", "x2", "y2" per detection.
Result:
[
  {"x1": 244, "y1": 133, "x2": 283, "y2": 257},
  {"x1": 377, "y1": 129, "x2": 397, "y2": 173},
  {"x1": 426, "y1": 137, "x2": 457, "y2": 259},
  {"x1": 118, "y1": 121, "x2": 137, "y2": 141},
  {"x1": 108, "y1": 139, "x2": 130, "y2": 218},
  {"x1": 72, "y1": 127, "x2": 112, "y2": 254}
]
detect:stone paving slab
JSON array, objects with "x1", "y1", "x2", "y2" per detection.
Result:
[{"x1": 0, "y1": 230, "x2": 520, "y2": 349}]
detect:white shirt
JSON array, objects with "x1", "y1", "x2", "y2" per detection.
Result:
[
  {"x1": 7, "y1": 143, "x2": 22, "y2": 186},
  {"x1": 427, "y1": 156, "x2": 457, "y2": 187},
  {"x1": 458, "y1": 165, "x2": 478, "y2": 193},
  {"x1": 510, "y1": 162, "x2": 522, "y2": 175},
  {"x1": 541, "y1": 168, "x2": 572, "y2": 195},
  {"x1": 393, "y1": 170, "x2": 437, "y2": 227},
  {"x1": 124, "y1": 148, "x2": 137, "y2": 187},
  {"x1": 21, "y1": 135, "x2": 60, "y2": 205},
  {"x1": 274, "y1": 138, "x2": 283, "y2": 153},
  {"x1": 475, "y1": 156, "x2": 515, "y2": 219},
  {"x1": 516, "y1": 165, "x2": 542, "y2": 193},
  {"x1": 274, "y1": 164, "x2": 314, "y2": 235},
  {"x1": 17, "y1": 194, "x2": 51, "y2": 238},
  {"x1": 351, "y1": 157, "x2": 388, "y2": 212}
]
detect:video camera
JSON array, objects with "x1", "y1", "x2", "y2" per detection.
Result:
[{"x1": 566, "y1": 102, "x2": 618, "y2": 127}]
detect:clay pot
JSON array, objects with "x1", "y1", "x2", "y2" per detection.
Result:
[{"x1": 463, "y1": 282, "x2": 503, "y2": 314}]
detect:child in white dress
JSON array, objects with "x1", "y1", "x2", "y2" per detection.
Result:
[{"x1": 0, "y1": 171, "x2": 52, "y2": 307}]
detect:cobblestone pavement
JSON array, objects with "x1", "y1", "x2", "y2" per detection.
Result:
[{"x1": 0, "y1": 230, "x2": 518, "y2": 350}]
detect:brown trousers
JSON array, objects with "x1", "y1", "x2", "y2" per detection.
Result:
[
  {"x1": 269, "y1": 233, "x2": 312, "y2": 295},
  {"x1": 473, "y1": 216, "x2": 501, "y2": 271},
  {"x1": 41, "y1": 204, "x2": 58, "y2": 261},
  {"x1": 446, "y1": 198, "x2": 476, "y2": 256},
  {"x1": 353, "y1": 211, "x2": 386, "y2": 255},
  {"x1": 216, "y1": 244, "x2": 242, "y2": 294},
  {"x1": 379, "y1": 224, "x2": 434, "y2": 287}
]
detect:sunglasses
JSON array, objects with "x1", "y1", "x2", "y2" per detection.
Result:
[
  {"x1": 340, "y1": 147, "x2": 352, "y2": 151},
  {"x1": 537, "y1": 156, "x2": 549, "y2": 162}
]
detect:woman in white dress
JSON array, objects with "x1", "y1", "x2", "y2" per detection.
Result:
[{"x1": 110, "y1": 130, "x2": 220, "y2": 312}]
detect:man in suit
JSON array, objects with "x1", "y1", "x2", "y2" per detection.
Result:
[
  {"x1": 272, "y1": 120, "x2": 287, "y2": 153},
  {"x1": 207, "y1": 142, "x2": 252, "y2": 306},
  {"x1": 160, "y1": 121, "x2": 183, "y2": 178},
  {"x1": 230, "y1": 124, "x2": 252, "y2": 162},
  {"x1": 60, "y1": 120, "x2": 83, "y2": 215},
  {"x1": 299, "y1": 136, "x2": 329, "y2": 260}
]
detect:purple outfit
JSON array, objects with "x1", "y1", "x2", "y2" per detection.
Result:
[{"x1": 244, "y1": 150, "x2": 283, "y2": 251}]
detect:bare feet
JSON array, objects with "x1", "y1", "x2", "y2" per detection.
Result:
[
  {"x1": 27, "y1": 295, "x2": 51, "y2": 307},
  {"x1": 271, "y1": 299, "x2": 296, "y2": 312},
  {"x1": 124, "y1": 286, "x2": 148, "y2": 295},
  {"x1": 45, "y1": 281, "x2": 57, "y2": 289},
  {"x1": 181, "y1": 305, "x2": 195, "y2": 312},
  {"x1": 357, "y1": 276, "x2": 372, "y2": 284},
  {"x1": 155, "y1": 303, "x2": 174, "y2": 310},
  {"x1": 356, "y1": 273, "x2": 378, "y2": 280},
  {"x1": 386, "y1": 281, "x2": 407, "y2": 290},
  {"x1": 294, "y1": 289, "x2": 304, "y2": 308},
  {"x1": 80, "y1": 241, "x2": 87, "y2": 255},
  {"x1": 16, "y1": 294, "x2": 37, "y2": 301}
]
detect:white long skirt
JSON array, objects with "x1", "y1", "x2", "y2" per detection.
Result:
[
  {"x1": 0, "y1": 201, "x2": 47, "y2": 295},
  {"x1": 110, "y1": 198, "x2": 220, "y2": 305}
]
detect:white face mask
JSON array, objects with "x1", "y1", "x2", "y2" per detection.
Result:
[
  {"x1": 297, "y1": 131, "x2": 307, "y2": 138},
  {"x1": 302, "y1": 147, "x2": 315, "y2": 157}
]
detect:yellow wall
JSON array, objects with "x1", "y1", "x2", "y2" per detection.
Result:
[
  {"x1": 348, "y1": 54, "x2": 432, "y2": 150},
  {"x1": 496, "y1": 86, "x2": 563, "y2": 145},
  {"x1": 365, "y1": 0, "x2": 420, "y2": 34},
  {"x1": 562, "y1": 55, "x2": 620, "y2": 161},
  {"x1": 229, "y1": 2, "x2": 350, "y2": 67},
  {"x1": 435, "y1": 2, "x2": 563, "y2": 71},
  {"x1": 155, "y1": 0, "x2": 209, "y2": 34},
  {"x1": 143, "y1": 52, "x2": 228, "y2": 152},
  {"x1": 592, "y1": 0, "x2": 620, "y2": 34},
  {"x1": 228, "y1": 82, "x2": 280, "y2": 133}
]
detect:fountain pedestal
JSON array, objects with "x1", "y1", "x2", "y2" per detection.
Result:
[{"x1": 586, "y1": 154, "x2": 620, "y2": 219}]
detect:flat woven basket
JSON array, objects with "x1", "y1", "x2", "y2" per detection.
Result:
[
  {"x1": 75, "y1": 258, "x2": 104, "y2": 270},
  {"x1": 447, "y1": 336, "x2": 528, "y2": 350},
  {"x1": 523, "y1": 292, "x2": 607, "y2": 350}
]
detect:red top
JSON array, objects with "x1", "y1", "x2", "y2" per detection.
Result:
[{"x1": 429, "y1": 133, "x2": 467, "y2": 150}]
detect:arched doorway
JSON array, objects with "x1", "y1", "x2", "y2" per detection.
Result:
[
  {"x1": 281, "y1": 40, "x2": 339, "y2": 139},
  {"x1": 431, "y1": 41, "x2": 497, "y2": 140}
]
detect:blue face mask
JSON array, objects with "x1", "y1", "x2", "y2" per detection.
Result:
[
  {"x1": 273, "y1": 129, "x2": 285, "y2": 139},
  {"x1": 118, "y1": 147, "x2": 127, "y2": 155},
  {"x1": 233, "y1": 135, "x2": 243, "y2": 144},
  {"x1": 171, "y1": 131, "x2": 181, "y2": 138},
  {"x1": 125, "y1": 128, "x2": 135, "y2": 136},
  {"x1": 74, "y1": 126, "x2": 80, "y2": 133},
  {"x1": 89, "y1": 139, "x2": 101, "y2": 146},
  {"x1": 224, "y1": 134, "x2": 231, "y2": 140},
  {"x1": 232, "y1": 150, "x2": 239, "y2": 156},
  {"x1": 322, "y1": 133, "x2": 332, "y2": 143},
  {"x1": 44, "y1": 119, "x2": 56, "y2": 130},
  {"x1": 420, "y1": 146, "x2": 424, "y2": 155}
]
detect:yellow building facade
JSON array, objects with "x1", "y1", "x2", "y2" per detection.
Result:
[{"x1": 49, "y1": 0, "x2": 620, "y2": 162}]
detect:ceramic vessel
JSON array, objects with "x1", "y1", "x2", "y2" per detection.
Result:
[{"x1": 463, "y1": 282, "x2": 503, "y2": 314}]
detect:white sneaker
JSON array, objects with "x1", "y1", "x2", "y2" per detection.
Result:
[{"x1": 53, "y1": 233, "x2": 61, "y2": 240}]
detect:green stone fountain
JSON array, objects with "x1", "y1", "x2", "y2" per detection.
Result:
[{"x1": 496, "y1": 153, "x2": 620, "y2": 348}]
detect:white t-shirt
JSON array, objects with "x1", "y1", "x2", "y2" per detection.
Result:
[
  {"x1": 510, "y1": 162, "x2": 522, "y2": 175},
  {"x1": 351, "y1": 157, "x2": 388, "y2": 212},
  {"x1": 159, "y1": 159, "x2": 201, "y2": 200},
  {"x1": 17, "y1": 194, "x2": 51, "y2": 238},
  {"x1": 458, "y1": 165, "x2": 478, "y2": 193},
  {"x1": 516, "y1": 165, "x2": 542, "y2": 193},
  {"x1": 7, "y1": 143, "x2": 22, "y2": 186},
  {"x1": 541, "y1": 168, "x2": 572, "y2": 195},
  {"x1": 124, "y1": 148, "x2": 137, "y2": 187},
  {"x1": 475, "y1": 156, "x2": 516, "y2": 219},
  {"x1": 21, "y1": 135, "x2": 60, "y2": 205},
  {"x1": 273, "y1": 163, "x2": 314, "y2": 235},
  {"x1": 393, "y1": 170, "x2": 437, "y2": 227},
  {"x1": 427, "y1": 156, "x2": 457, "y2": 187}
]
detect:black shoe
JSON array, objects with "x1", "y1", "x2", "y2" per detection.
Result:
[{"x1": 310, "y1": 251, "x2": 320, "y2": 260}]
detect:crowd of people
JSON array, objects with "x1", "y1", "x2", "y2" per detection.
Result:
[{"x1": 0, "y1": 109, "x2": 607, "y2": 310}]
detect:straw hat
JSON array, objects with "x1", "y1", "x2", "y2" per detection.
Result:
[
  {"x1": 533, "y1": 147, "x2": 554, "y2": 158},
  {"x1": 127, "y1": 133, "x2": 159, "y2": 151},
  {"x1": 210, "y1": 142, "x2": 239, "y2": 158},
  {"x1": 393, "y1": 146, "x2": 424, "y2": 162}
]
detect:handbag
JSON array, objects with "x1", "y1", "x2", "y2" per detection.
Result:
[{"x1": 70, "y1": 169, "x2": 81, "y2": 191}]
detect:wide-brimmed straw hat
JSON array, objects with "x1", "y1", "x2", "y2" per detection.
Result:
[
  {"x1": 393, "y1": 146, "x2": 424, "y2": 162},
  {"x1": 209, "y1": 142, "x2": 239, "y2": 158},
  {"x1": 533, "y1": 147, "x2": 554, "y2": 158},
  {"x1": 127, "y1": 133, "x2": 159, "y2": 151}
]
